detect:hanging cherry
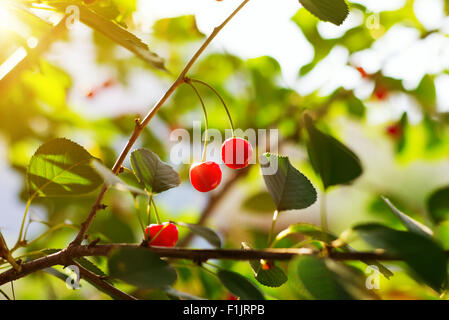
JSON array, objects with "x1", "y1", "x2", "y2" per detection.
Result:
[
  {"x1": 146, "y1": 222, "x2": 178, "y2": 247},
  {"x1": 190, "y1": 161, "x2": 222, "y2": 192},
  {"x1": 221, "y1": 137, "x2": 253, "y2": 169}
]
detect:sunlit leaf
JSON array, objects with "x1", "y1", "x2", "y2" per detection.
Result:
[{"x1": 27, "y1": 138, "x2": 102, "y2": 197}]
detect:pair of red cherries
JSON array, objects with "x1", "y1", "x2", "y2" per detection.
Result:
[
  {"x1": 146, "y1": 137, "x2": 253, "y2": 247},
  {"x1": 190, "y1": 137, "x2": 253, "y2": 192}
]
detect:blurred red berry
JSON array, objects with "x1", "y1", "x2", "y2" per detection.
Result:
[
  {"x1": 373, "y1": 85, "x2": 389, "y2": 100},
  {"x1": 102, "y1": 78, "x2": 116, "y2": 88},
  {"x1": 386, "y1": 124, "x2": 402, "y2": 139},
  {"x1": 85, "y1": 89, "x2": 96, "y2": 99}
]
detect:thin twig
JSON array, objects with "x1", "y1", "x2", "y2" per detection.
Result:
[{"x1": 74, "y1": 262, "x2": 138, "y2": 300}]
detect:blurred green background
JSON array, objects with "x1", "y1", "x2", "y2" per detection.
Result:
[{"x1": 1, "y1": 0, "x2": 449, "y2": 299}]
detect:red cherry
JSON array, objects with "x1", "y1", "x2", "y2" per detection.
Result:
[
  {"x1": 221, "y1": 137, "x2": 253, "y2": 169},
  {"x1": 227, "y1": 294, "x2": 238, "y2": 300},
  {"x1": 189, "y1": 161, "x2": 222, "y2": 192},
  {"x1": 145, "y1": 222, "x2": 178, "y2": 247}
]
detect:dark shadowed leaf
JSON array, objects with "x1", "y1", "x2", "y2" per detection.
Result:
[
  {"x1": 130, "y1": 148, "x2": 181, "y2": 194},
  {"x1": 298, "y1": 0, "x2": 349, "y2": 26},
  {"x1": 27, "y1": 138, "x2": 103, "y2": 197},
  {"x1": 108, "y1": 247, "x2": 177, "y2": 289},
  {"x1": 304, "y1": 115, "x2": 363, "y2": 189},
  {"x1": 217, "y1": 270, "x2": 265, "y2": 300},
  {"x1": 92, "y1": 160, "x2": 146, "y2": 196},
  {"x1": 354, "y1": 223, "x2": 448, "y2": 292},
  {"x1": 261, "y1": 153, "x2": 317, "y2": 211},
  {"x1": 176, "y1": 222, "x2": 221, "y2": 248},
  {"x1": 164, "y1": 287, "x2": 205, "y2": 300},
  {"x1": 289, "y1": 256, "x2": 376, "y2": 300},
  {"x1": 427, "y1": 186, "x2": 449, "y2": 224},
  {"x1": 382, "y1": 196, "x2": 433, "y2": 238},
  {"x1": 242, "y1": 243, "x2": 287, "y2": 288}
]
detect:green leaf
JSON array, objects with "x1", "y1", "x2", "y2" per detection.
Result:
[
  {"x1": 261, "y1": 153, "x2": 317, "y2": 211},
  {"x1": 217, "y1": 270, "x2": 265, "y2": 300},
  {"x1": 304, "y1": 115, "x2": 363, "y2": 189},
  {"x1": 130, "y1": 148, "x2": 181, "y2": 194},
  {"x1": 51, "y1": 4, "x2": 165, "y2": 70},
  {"x1": 274, "y1": 224, "x2": 393, "y2": 279},
  {"x1": 242, "y1": 243, "x2": 287, "y2": 288},
  {"x1": 27, "y1": 138, "x2": 103, "y2": 197},
  {"x1": 108, "y1": 247, "x2": 177, "y2": 289},
  {"x1": 175, "y1": 222, "x2": 221, "y2": 248},
  {"x1": 274, "y1": 223, "x2": 336, "y2": 244},
  {"x1": 242, "y1": 191, "x2": 276, "y2": 213},
  {"x1": 153, "y1": 15, "x2": 205, "y2": 43},
  {"x1": 354, "y1": 223, "x2": 448, "y2": 292},
  {"x1": 91, "y1": 160, "x2": 146, "y2": 196},
  {"x1": 427, "y1": 186, "x2": 449, "y2": 224},
  {"x1": 381, "y1": 196, "x2": 433, "y2": 238},
  {"x1": 74, "y1": 257, "x2": 107, "y2": 278},
  {"x1": 289, "y1": 256, "x2": 355, "y2": 300},
  {"x1": 298, "y1": 0, "x2": 349, "y2": 26}
]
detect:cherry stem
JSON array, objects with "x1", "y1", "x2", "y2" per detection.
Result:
[
  {"x1": 267, "y1": 210, "x2": 279, "y2": 248},
  {"x1": 185, "y1": 80, "x2": 209, "y2": 162},
  {"x1": 151, "y1": 197, "x2": 162, "y2": 225},
  {"x1": 190, "y1": 78, "x2": 235, "y2": 137},
  {"x1": 133, "y1": 196, "x2": 146, "y2": 237}
]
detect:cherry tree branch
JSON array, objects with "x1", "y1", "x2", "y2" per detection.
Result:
[
  {"x1": 0, "y1": 243, "x2": 426, "y2": 287},
  {"x1": 71, "y1": 0, "x2": 252, "y2": 246}
]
